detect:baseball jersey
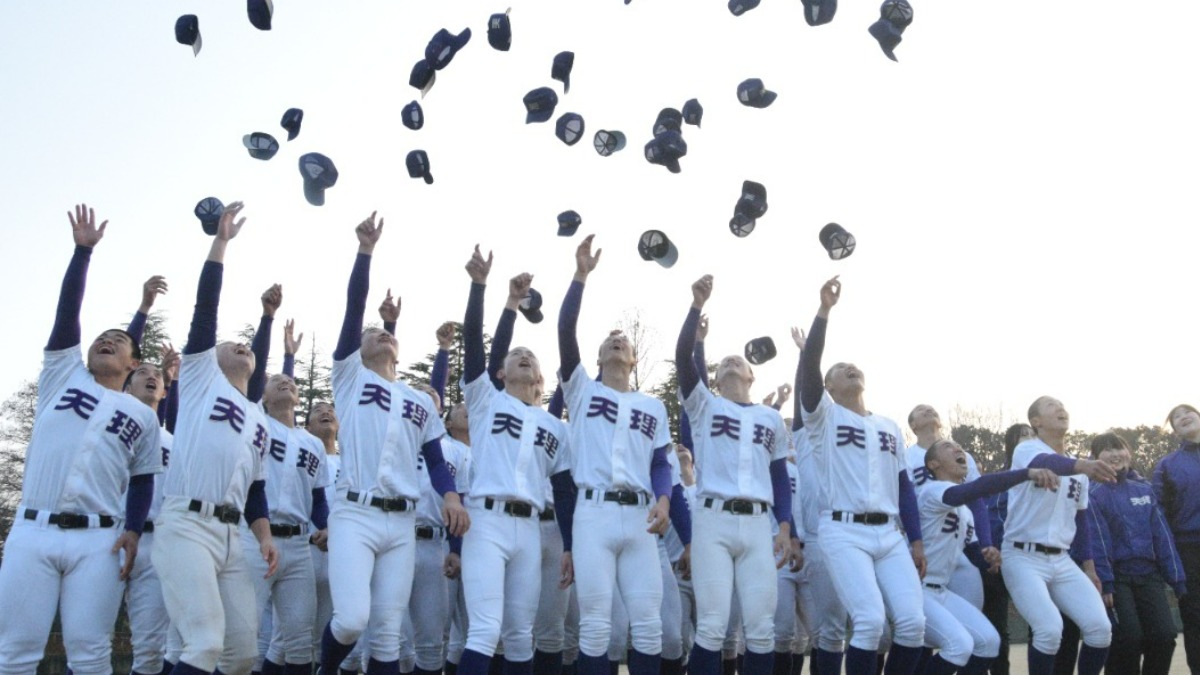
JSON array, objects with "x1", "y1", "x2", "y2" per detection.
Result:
[
  {"x1": 681, "y1": 385, "x2": 788, "y2": 503},
  {"x1": 261, "y1": 419, "x2": 330, "y2": 525},
  {"x1": 801, "y1": 391, "x2": 904, "y2": 516},
  {"x1": 561, "y1": 363, "x2": 672, "y2": 493},
  {"x1": 332, "y1": 351, "x2": 445, "y2": 500},
  {"x1": 415, "y1": 434, "x2": 472, "y2": 527},
  {"x1": 1005, "y1": 438, "x2": 1088, "y2": 550},
  {"x1": 163, "y1": 348, "x2": 268, "y2": 509},
  {"x1": 794, "y1": 429, "x2": 822, "y2": 537},
  {"x1": 22, "y1": 346, "x2": 162, "y2": 517},
  {"x1": 463, "y1": 374, "x2": 569, "y2": 509},
  {"x1": 124, "y1": 427, "x2": 172, "y2": 524},
  {"x1": 314, "y1": 452, "x2": 340, "y2": 529},
  {"x1": 661, "y1": 451, "x2": 687, "y2": 562},
  {"x1": 918, "y1": 480, "x2": 978, "y2": 587},
  {"x1": 906, "y1": 443, "x2": 981, "y2": 487}
]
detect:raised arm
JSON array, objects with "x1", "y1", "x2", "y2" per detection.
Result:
[
  {"x1": 184, "y1": 202, "x2": 245, "y2": 355},
  {"x1": 247, "y1": 284, "x2": 281, "y2": 404},
  {"x1": 127, "y1": 275, "x2": 168, "y2": 346},
  {"x1": 694, "y1": 314, "x2": 709, "y2": 389},
  {"x1": 791, "y1": 327, "x2": 807, "y2": 431},
  {"x1": 675, "y1": 276, "x2": 712, "y2": 399},
  {"x1": 462, "y1": 246, "x2": 494, "y2": 384},
  {"x1": 282, "y1": 319, "x2": 302, "y2": 379},
  {"x1": 431, "y1": 322, "x2": 455, "y2": 400},
  {"x1": 558, "y1": 234, "x2": 601, "y2": 382},
  {"x1": 333, "y1": 212, "x2": 384, "y2": 361},
  {"x1": 47, "y1": 204, "x2": 108, "y2": 350},
  {"x1": 379, "y1": 288, "x2": 400, "y2": 337},
  {"x1": 800, "y1": 277, "x2": 839, "y2": 415},
  {"x1": 489, "y1": 276, "x2": 530, "y2": 390}
]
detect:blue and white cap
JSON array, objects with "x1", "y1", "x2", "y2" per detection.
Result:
[
  {"x1": 488, "y1": 10, "x2": 512, "y2": 51},
  {"x1": 175, "y1": 15, "x2": 201, "y2": 56},
  {"x1": 523, "y1": 87, "x2": 559, "y2": 124},
  {"x1": 638, "y1": 230, "x2": 679, "y2": 268},
  {"x1": 242, "y1": 132, "x2": 280, "y2": 160},
  {"x1": 426, "y1": 28, "x2": 472, "y2": 71},
  {"x1": 280, "y1": 108, "x2": 303, "y2": 141},
  {"x1": 737, "y1": 78, "x2": 777, "y2": 108},
  {"x1": 299, "y1": 153, "x2": 339, "y2": 206},
  {"x1": 406, "y1": 150, "x2": 434, "y2": 185},
  {"x1": 555, "y1": 113, "x2": 585, "y2": 146},
  {"x1": 194, "y1": 197, "x2": 224, "y2": 236},
  {"x1": 402, "y1": 100, "x2": 424, "y2": 130}
]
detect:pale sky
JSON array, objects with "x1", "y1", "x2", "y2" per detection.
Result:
[{"x1": 1, "y1": 1, "x2": 1197, "y2": 434}]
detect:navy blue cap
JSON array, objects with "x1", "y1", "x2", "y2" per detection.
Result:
[
  {"x1": 728, "y1": 0, "x2": 761, "y2": 16},
  {"x1": 523, "y1": 87, "x2": 559, "y2": 124},
  {"x1": 426, "y1": 28, "x2": 472, "y2": 71},
  {"x1": 638, "y1": 230, "x2": 679, "y2": 268},
  {"x1": 518, "y1": 289, "x2": 545, "y2": 323},
  {"x1": 644, "y1": 130, "x2": 688, "y2": 174},
  {"x1": 654, "y1": 108, "x2": 683, "y2": 136},
  {"x1": 818, "y1": 222, "x2": 856, "y2": 260},
  {"x1": 744, "y1": 337, "x2": 777, "y2": 365},
  {"x1": 175, "y1": 15, "x2": 201, "y2": 56},
  {"x1": 737, "y1": 181, "x2": 768, "y2": 219},
  {"x1": 280, "y1": 108, "x2": 303, "y2": 141},
  {"x1": 402, "y1": 100, "x2": 424, "y2": 130},
  {"x1": 551, "y1": 51, "x2": 575, "y2": 93},
  {"x1": 682, "y1": 99, "x2": 704, "y2": 127},
  {"x1": 593, "y1": 130, "x2": 627, "y2": 157},
  {"x1": 406, "y1": 150, "x2": 434, "y2": 185},
  {"x1": 247, "y1": 0, "x2": 273, "y2": 31},
  {"x1": 555, "y1": 113, "x2": 585, "y2": 146},
  {"x1": 729, "y1": 212, "x2": 756, "y2": 238},
  {"x1": 557, "y1": 210, "x2": 582, "y2": 236},
  {"x1": 881, "y1": 0, "x2": 914, "y2": 28},
  {"x1": 737, "y1": 78, "x2": 777, "y2": 108},
  {"x1": 242, "y1": 132, "x2": 279, "y2": 160},
  {"x1": 298, "y1": 153, "x2": 338, "y2": 206},
  {"x1": 409, "y1": 60, "x2": 437, "y2": 97},
  {"x1": 801, "y1": 0, "x2": 838, "y2": 26},
  {"x1": 868, "y1": 19, "x2": 903, "y2": 61},
  {"x1": 194, "y1": 197, "x2": 224, "y2": 236},
  {"x1": 488, "y1": 11, "x2": 512, "y2": 51}
]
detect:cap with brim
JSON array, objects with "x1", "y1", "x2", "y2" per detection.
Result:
[
  {"x1": 406, "y1": 150, "x2": 434, "y2": 185},
  {"x1": 801, "y1": 0, "x2": 838, "y2": 25},
  {"x1": 737, "y1": 180, "x2": 768, "y2": 219},
  {"x1": 744, "y1": 337, "x2": 777, "y2": 365},
  {"x1": 682, "y1": 99, "x2": 704, "y2": 127},
  {"x1": 593, "y1": 130, "x2": 627, "y2": 157},
  {"x1": 518, "y1": 289, "x2": 545, "y2": 323},
  {"x1": 880, "y1": 0, "x2": 913, "y2": 28},
  {"x1": 729, "y1": 212, "x2": 756, "y2": 238},
  {"x1": 644, "y1": 130, "x2": 687, "y2": 174},
  {"x1": 868, "y1": 19, "x2": 903, "y2": 61},
  {"x1": 551, "y1": 51, "x2": 575, "y2": 93},
  {"x1": 194, "y1": 197, "x2": 224, "y2": 236},
  {"x1": 818, "y1": 222, "x2": 857, "y2": 259},
  {"x1": 175, "y1": 15, "x2": 202, "y2": 56},
  {"x1": 409, "y1": 60, "x2": 437, "y2": 97},
  {"x1": 426, "y1": 28, "x2": 473, "y2": 71},
  {"x1": 248, "y1": 0, "x2": 273, "y2": 30},
  {"x1": 280, "y1": 108, "x2": 303, "y2": 141},
  {"x1": 654, "y1": 108, "x2": 683, "y2": 136},
  {"x1": 555, "y1": 113, "x2": 585, "y2": 146},
  {"x1": 737, "y1": 78, "x2": 778, "y2": 108},
  {"x1": 299, "y1": 153, "x2": 338, "y2": 206},
  {"x1": 402, "y1": 100, "x2": 424, "y2": 130},
  {"x1": 728, "y1": 0, "x2": 762, "y2": 15},
  {"x1": 557, "y1": 210, "x2": 582, "y2": 236},
  {"x1": 523, "y1": 87, "x2": 559, "y2": 124},
  {"x1": 242, "y1": 132, "x2": 280, "y2": 160},
  {"x1": 638, "y1": 230, "x2": 679, "y2": 268},
  {"x1": 488, "y1": 11, "x2": 512, "y2": 51}
]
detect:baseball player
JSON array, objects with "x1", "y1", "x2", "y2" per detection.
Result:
[
  {"x1": 1157, "y1": 404, "x2": 1200, "y2": 675},
  {"x1": 674, "y1": 274, "x2": 796, "y2": 675},
  {"x1": 307, "y1": 398, "x2": 340, "y2": 668},
  {"x1": 1087, "y1": 432, "x2": 1184, "y2": 675},
  {"x1": 555, "y1": 235, "x2": 674, "y2": 675},
  {"x1": 529, "y1": 382, "x2": 572, "y2": 675},
  {"x1": 319, "y1": 213, "x2": 468, "y2": 675},
  {"x1": 152, "y1": 201, "x2": 281, "y2": 675},
  {"x1": 797, "y1": 276, "x2": 926, "y2": 675},
  {"x1": 0, "y1": 204, "x2": 161, "y2": 675},
  {"x1": 1002, "y1": 396, "x2": 1115, "y2": 675},
  {"x1": 455, "y1": 249, "x2": 570, "y2": 675},
  {"x1": 443, "y1": 384, "x2": 474, "y2": 675}
]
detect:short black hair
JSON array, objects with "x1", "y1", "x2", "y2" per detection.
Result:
[{"x1": 1090, "y1": 432, "x2": 1131, "y2": 459}]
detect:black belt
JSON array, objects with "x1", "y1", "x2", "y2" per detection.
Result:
[
  {"x1": 142, "y1": 521, "x2": 154, "y2": 533},
  {"x1": 703, "y1": 498, "x2": 767, "y2": 516},
  {"x1": 832, "y1": 511, "x2": 890, "y2": 525},
  {"x1": 585, "y1": 489, "x2": 649, "y2": 506},
  {"x1": 347, "y1": 491, "x2": 414, "y2": 513},
  {"x1": 484, "y1": 497, "x2": 534, "y2": 518},
  {"x1": 540, "y1": 506, "x2": 556, "y2": 522},
  {"x1": 1013, "y1": 541, "x2": 1064, "y2": 555},
  {"x1": 416, "y1": 525, "x2": 446, "y2": 540},
  {"x1": 925, "y1": 583, "x2": 943, "y2": 590},
  {"x1": 24, "y1": 509, "x2": 115, "y2": 529},
  {"x1": 189, "y1": 500, "x2": 242, "y2": 524},
  {"x1": 270, "y1": 523, "x2": 304, "y2": 538}
]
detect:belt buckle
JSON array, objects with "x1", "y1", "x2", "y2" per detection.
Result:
[
  {"x1": 615, "y1": 490, "x2": 636, "y2": 505},
  {"x1": 727, "y1": 500, "x2": 751, "y2": 515},
  {"x1": 384, "y1": 498, "x2": 408, "y2": 512},
  {"x1": 56, "y1": 513, "x2": 87, "y2": 529},
  {"x1": 506, "y1": 502, "x2": 532, "y2": 518},
  {"x1": 216, "y1": 507, "x2": 240, "y2": 525}
]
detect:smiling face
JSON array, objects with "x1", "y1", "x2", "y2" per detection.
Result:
[
  {"x1": 1169, "y1": 405, "x2": 1200, "y2": 440},
  {"x1": 1029, "y1": 396, "x2": 1069, "y2": 435},
  {"x1": 126, "y1": 363, "x2": 165, "y2": 407},
  {"x1": 597, "y1": 330, "x2": 635, "y2": 370},
  {"x1": 446, "y1": 403, "x2": 469, "y2": 435},
  {"x1": 305, "y1": 401, "x2": 339, "y2": 441},
  {"x1": 1098, "y1": 447, "x2": 1131, "y2": 473},
  {"x1": 926, "y1": 439, "x2": 968, "y2": 482},
  {"x1": 824, "y1": 361, "x2": 865, "y2": 398},
  {"x1": 500, "y1": 346, "x2": 542, "y2": 387},
  {"x1": 360, "y1": 326, "x2": 399, "y2": 365},
  {"x1": 216, "y1": 341, "x2": 256, "y2": 382},
  {"x1": 87, "y1": 329, "x2": 138, "y2": 378},
  {"x1": 263, "y1": 373, "x2": 299, "y2": 411}
]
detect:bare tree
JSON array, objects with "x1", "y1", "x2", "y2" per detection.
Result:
[
  {"x1": 0, "y1": 380, "x2": 36, "y2": 550},
  {"x1": 616, "y1": 309, "x2": 660, "y2": 392}
]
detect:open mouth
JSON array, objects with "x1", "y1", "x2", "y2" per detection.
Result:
[{"x1": 97, "y1": 345, "x2": 115, "y2": 355}]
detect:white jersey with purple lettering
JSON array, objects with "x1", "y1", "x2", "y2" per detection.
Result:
[
  {"x1": 262, "y1": 419, "x2": 330, "y2": 525},
  {"x1": 561, "y1": 363, "x2": 671, "y2": 493},
  {"x1": 801, "y1": 392, "x2": 904, "y2": 516},
  {"x1": 333, "y1": 352, "x2": 444, "y2": 499},
  {"x1": 1005, "y1": 439, "x2": 1088, "y2": 549},
  {"x1": 22, "y1": 346, "x2": 162, "y2": 516},
  {"x1": 793, "y1": 429, "x2": 821, "y2": 538},
  {"x1": 906, "y1": 443, "x2": 980, "y2": 488},
  {"x1": 415, "y1": 434, "x2": 472, "y2": 526},
  {"x1": 463, "y1": 375, "x2": 569, "y2": 508},
  {"x1": 137, "y1": 428, "x2": 172, "y2": 524},
  {"x1": 162, "y1": 348, "x2": 267, "y2": 509},
  {"x1": 917, "y1": 480, "x2": 978, "y2": 587},
  {"x1": 681, "y1": 386, "x2": 788, "y2": 502}
]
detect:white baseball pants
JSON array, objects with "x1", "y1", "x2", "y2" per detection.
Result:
[
  {"x1": 126, "y1": 530, "x2": 169, "y2": 675},
  {"x1": 461, "y1": 502, "x2": 541, "y2": 661},
  {"x1": 244, "y1": 528, "x2": 316, "y2": 666},
  {"x1": 691, "y1": 506, "x2": 777, "y2": 655},
  {"x1": 922, "y1": 585, "x2": 1000, "y2": 666},
  {"x1": 1001, "y1": 544, "x2": 1111, "y2": 654},
  {"x1": 797, "y1": 537, "x2": 847, "y2": 653},
  {"x1": 534, "y1": 519, "x2": 571, "y2": 654}
]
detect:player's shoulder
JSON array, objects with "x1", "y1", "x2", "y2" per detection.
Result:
[
  {"x1": 41, "y1": 344, "x2": 84, "y2": 371},
  {"x1": 1012, "y1": 437, "x2": 1052, "y2": 466}
]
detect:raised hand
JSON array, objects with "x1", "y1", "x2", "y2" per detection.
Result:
[
  {"x1": 465, "y1": 245, "x2": 494, "y2": 284},
  {"x1": 379, "y1": 289, "x2": 401, "y2": 323},
  {"x1": 775, "y1": 384, "x2": 792, "y2": 407},
  {"x1": 161, "y1": 343, "x2": 181, "y2": 385},
  {"x1": 140, "y1": 276, "x2": 168, "y2": 313},
  {"x1": 691, "y1": 275, "x2": 713, "y2": 309},
  {"x1": 284, "y1": 319, "x2": 304, "y2": 355},
  {"x1": 355, "y1": 211, "x2": 384, "y2": 252},
  {"x1": 261, "y1": 283, "x2": 282, "y2": 317},
  {"x1": 574, "y1": 234, "x2": 602, "y2": 280},
  {"x1": 819, "y1": 276, "x2": 841, "y2": 313},
  {"x1": 69, "y1": 203, "x2": 108, "y2": 248},
  {"x1": 1076, "y1": 458, "x2": 1118, "y2": 484},
  {"x1": 791, "y1": 326, "x2": 807, "y2": 350},
  {"x1": 436, "y1": 321, "x2": 456, "y2": 350},
  {"x1": 508, "y1": 273, "x2": 533, "y2": 306},
  {"x1": 697, "y1": 314, "x2": 709, "y2": 341},
  {"x1": 763, "y1": 392, "x2": 777, "y2": 407},
  {"x1": 216, "y1": 201, "x2": 246, "y2": 241}
]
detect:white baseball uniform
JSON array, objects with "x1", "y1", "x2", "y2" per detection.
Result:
[
  {"x1": 773, "y1": 462, "x2": 811, "y2": 658},
  {"x1": 124, "y1": 427, "x2": 173, "y2": 675},
  {"x1": 311, "y1": 452, "x2": 340, "y2": 666},
  {"x1": 792, "y1": 427, "x2": 847, "y2": 656},
  {"x1": 907, "y1": 443, "x2": 986, "y2": 609}
]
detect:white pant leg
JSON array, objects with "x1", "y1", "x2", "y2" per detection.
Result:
[
  {"x1": 921, "y1": 588, "x2": 976, "y2": 666},
  {"x1": 447, "y1": 576, "x2": 468, "y2": 664},
  {"x1": 127, "y1": 531, "x2": 170, "y2": 675},
  {"x1": 500, "y1": 516, "x2": 545, "y2": 662},
  {"x1": 154, "y1": 507, "x2": 233, "y2": 672},
  {"x1": 818, "y1": 519, "x2": 889, "y2": 652},
  {"x1": 940, "y1": 589, "x2": 1000, "y2": 658},
  {"x1": 311, "y1": 544, "x2": 332, "y2": 663},
  {"x1": 165, "y1": 623, "x2": 183, "y2": 664},
  {"x1": 243, "y1": 529, "x2": 275, "y2": 671},
  {"x1": 1046, "y1": 555, "x2": 1111, "y2": 649},
  {"x1": 675, "y1": 572, "x2": 695, "y2": 661},
  {"x1": 799, "y1": 538, "x2": 847, "y2": 653},
  {"x1": 872, "y1": 529, "x2": 925, "y2": 649},
  {"x1": 534, "y1": 519, "x2": 570, "y2": 654},
  {"x1": 409, "y1": 535, "x2": 450, "y2": 670},
  {"x1": 366, "y1": 513, "x2": 417, "y2": 662},
  {"x1": 215, "y1": 540, "x2": 260, "y2": 675},
  {"x1": 614, "y1": 506, "x2": 664, "y2": 657},
  {"x1": 610, "y1": 588, "x2": 629, "y2": 661},
  {"x1": 660, "y1": 540, "x2": 684, "y2": 661},
  {"x1": 724, "y1": 592, "x2": 744, "y2": 660},
  {"x1": 58, "y1": 528, "x2": 129, "y2": 675},
  {"x1": 328, "y1": 501, "x2": 386, "y2": 645},
  {"x1": 948, "y1": 553, "x2": 985, "y2": 611},
  {"x1": 775, "y1": 570, "x2": 800, "y2": 653},
  {"x1": 574, "y1": 500, "x2": 621, "y2": 658},
  {"x1": 463, "y1": 506, "x2": 540, "y2": 660},
  {"x1": 266, "y1": 534, "x2": 318, "y2": 665},
  {"x1": 691, "y1": 507, "x2": 738, "y2": 653},
  {"x1": 563, "y1": 586, "x2": 580, "y2": 664},
  {"x1": 1002, "y1": 546, "x2": 1066, "y2": 654}
]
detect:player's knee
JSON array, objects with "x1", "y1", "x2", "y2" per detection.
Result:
[
  {"x1": 976, "y1": 626, "x2": 1001, "y2": 659},
  {"x1": 1029, "y1": 616, "x2": 1063, "y2": 656},
  {"x1": 939, "y1": 628, "x2": 974, "y2": 667},
  {"x1": 847, "y1": 610, "x2": 886, "y2": 650},
  {"x1": 1078, "y1": 615, "x2": 1112, "y2": 649},
  {"x1": 889, "y1": 607, "x2": 924, "y2": 648},
  {"x1": 332, "y1": 605, "x2": 371, "y2": 643}
]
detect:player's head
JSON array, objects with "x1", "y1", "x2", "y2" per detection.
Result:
[
  {"x1": 87, "y1": 329, "x2": 140, "y2": 379},
  {"x1": 715, "y1": 354, "x2": 754, "y2": 389},
  {"x1": 305, "y1": 401, "x2": 339, "y2": 441},
  {"x1": 1167, "y1": 404, "x2": 1200, "y2": 442},
  {"x1": 414, "y1": 383, "x2": 442, "y2": 415},
  {"x1": 924, "y1": 438, "x2": 968, "y2": 482},
  {"x1": 444, "y1": 402, "x2": 468, "y2": 436},
  {"x1": 498, "y1": 346, "x2": 541, "y2": 388},
  {"x1": 1002, "y1": 423, "x2": 1035, "y2": 469},
  {"x1": 263, "y1": 373, "x2": 299, "y2": 411},
  {"x1": 1027, "y1": 395, "x2": 1068, "y2": 436},
  {"x1": 907, "y1": 404, "x2": 941, "y2": 434},
  {"x1": 124, "y1": 362, "x2": 165, "y2": 408},
  {"x1": 824, "y1": 362, "x2": 865, "y2": 397},
  {"x1": 360, "y1": 326, "x2": 399, "y2": 366},
  {"x1": 1089, "y1": 432, "x2": 1131, "y2": 475},
  {"x1": 597, "y1": 330, "x2": 635, "y2": 370},
  {"x1": 217, "y1": 341, "x2": 256, "y2": 382}
]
